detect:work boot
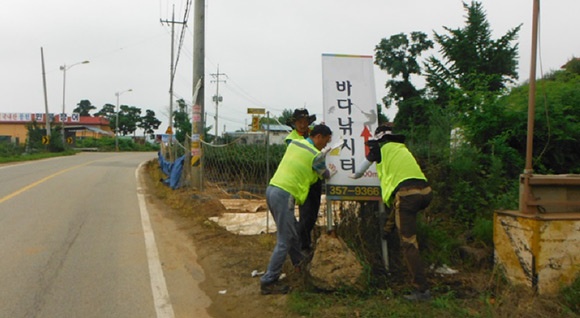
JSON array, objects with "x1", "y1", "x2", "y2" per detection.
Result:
[
  {"x1": 260, "y1": 281, "x2": 290, "y2": 295},
  {"x1": 403, "y1": 289, "x2": 431, "y2": 301}
]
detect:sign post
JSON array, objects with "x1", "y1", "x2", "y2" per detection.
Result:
[{"x1": 322, "y1": 53, "x2": 388, "y2": 269}]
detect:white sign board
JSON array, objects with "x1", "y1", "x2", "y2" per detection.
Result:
[
  {"x1": 0, "y1": 113, "x2": 32, "y2": 122},
  {"x1": 322, "y1": 54, "x2": 380, "y2": 200}
]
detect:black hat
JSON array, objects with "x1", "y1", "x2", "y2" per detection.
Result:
[
  {"x1": 286, "y1": 108, "x2": 316, "y2": 127},
  {"x1": 372, "y1": 124, "x2": 405, "y2": 143}
]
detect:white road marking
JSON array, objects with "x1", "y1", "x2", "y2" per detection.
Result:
[{"x1": 136, "y1": 163, "x2": 175, "y2": 318}]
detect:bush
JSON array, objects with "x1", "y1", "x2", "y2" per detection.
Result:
[
  {"x1": 0, "y1": 141, "x2": 24, "y2": 157},
  {"x1": 471, "y1": 216, "x2": 494, "y2": 247},
  {"x1": 560, "y1": 274, "x2": 580, "y2": 314}
]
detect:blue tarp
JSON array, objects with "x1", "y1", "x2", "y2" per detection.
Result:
[{"x1": 157, "y1": 151, "x2": 185, "y2": 189}]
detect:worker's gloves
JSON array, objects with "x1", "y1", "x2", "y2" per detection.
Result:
[{"x1": 327, "y1": 165, "x2": 338, "y2": 179}]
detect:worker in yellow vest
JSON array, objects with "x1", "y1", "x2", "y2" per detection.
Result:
[
  {"x1": 284, "y1": 108, "x2": 322, "y2": 253},
  {"x1": 350, "y1": 125, "x2": 433, "y2": 301},
  {"x1": 261, "y1": 124, "x2": 336, "y2": 295}
]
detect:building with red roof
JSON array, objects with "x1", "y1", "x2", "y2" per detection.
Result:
[{"x1": 0, "y1": 112, "x2": 113, "y2": 145}]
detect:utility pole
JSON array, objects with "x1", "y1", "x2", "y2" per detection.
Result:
[
  {"x1": 190, "y1": 0, "x2": 205, "y2": 189},
  {"x1": 40, "y1": 47, "x2": 51, "y2": 137},
  {"x1": 210, "y1": 65, "x2": 226, "y2": 142},
  {"x1": 160, "y1": 5, "x2": 186, "y2": 161},
  {"x1": 520, "y1": 0, "x2": 540, "y2": 214}
]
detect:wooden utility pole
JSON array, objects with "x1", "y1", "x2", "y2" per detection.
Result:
[
  {"x1": 40, "y1": 47, "x2": 51, "y2": 137},
  {"x1": 521, "y1": 0, "x2": 540, "y2": 214},
  {"x1": 160, "y1": 5, "x2": 186, "y2": 162},
  {"x1": 190, "y1": 0, "x2": 205, "y2": 189}
]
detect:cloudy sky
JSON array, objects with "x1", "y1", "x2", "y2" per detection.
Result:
[{"x1": 1, "y1": 0, "x2": 578, "y2": 135}]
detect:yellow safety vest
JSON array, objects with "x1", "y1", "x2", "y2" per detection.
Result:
[
  {"x1": 284, "y1": 130, "x2": 305, "y2": 144},
  {"x1": 270, "y1": 139, "x2": 320, "y2": 205},
  {"x1": 376, "y1": 142, "x2": 427, "y2": 206}
]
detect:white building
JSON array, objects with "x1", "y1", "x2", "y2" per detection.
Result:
[{"x1": 224, "y1": 124, "x2": 291, "y2": 145}]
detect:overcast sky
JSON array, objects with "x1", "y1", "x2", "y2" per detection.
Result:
[{"x1": 1, "y1": 0, "x2": 578, "y2": 135}]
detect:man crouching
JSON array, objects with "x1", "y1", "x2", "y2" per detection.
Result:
[{"x1": 260, "y1": 124, "x2": 336, "y2": 295}]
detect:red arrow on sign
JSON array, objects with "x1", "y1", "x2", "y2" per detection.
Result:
[{"x1": 361, "y1": 125, "x2": 373, "y2": 156}]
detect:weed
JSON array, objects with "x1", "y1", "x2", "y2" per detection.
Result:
[
  {"x1": 471, "y1": 216, "x2": 493, "y2": 247},
  {"x1": 559, "y1": 274, "x2": 580, "y2": 314},
  {"x1": 418, "y1": 218, "x2": 461, "y2": 266}
]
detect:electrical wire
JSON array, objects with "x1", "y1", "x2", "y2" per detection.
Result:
[
  {"x1": 535, "y1": 2, "x2": 552, "y2": 165},
  {"x1": 170, "y1": 0, "x2": 192, "y2": 84}
]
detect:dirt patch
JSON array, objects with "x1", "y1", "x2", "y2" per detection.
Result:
[
  {"x1": 144, "y1": 162, "x2": 301, "y2": 318},
  {"x1": 144, "y1": 161, "x2": 576, "y2": 318}
]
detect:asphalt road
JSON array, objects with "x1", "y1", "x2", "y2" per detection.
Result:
[{"x1": 0, "y1": 152, "x2": 210, "y2": 318}]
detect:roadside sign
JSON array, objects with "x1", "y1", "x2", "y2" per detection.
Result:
[
  {"x1": 322, "y1": 54, "x2": 381, "y2": 201},
  {"x1": 251, "y1": 116, "x2": 260, "y2": 131},
  {"x1": 42, "y1": 135, "x2": 50, "y2": 144},
  {"x1": 247, "y1": 108, "x2": 265, "y2": 115}
]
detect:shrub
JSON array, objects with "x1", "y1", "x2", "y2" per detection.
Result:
[{"x1": 560, "y1": 274, "x2": 580, "y2": 314}]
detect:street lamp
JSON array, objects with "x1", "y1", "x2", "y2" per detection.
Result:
[
  {"x1": 115, "y1": 89, "x2": 133, "y2": 152},
  {"x1": 60, "y1": 60, "x2": 89, "y2": 147}
]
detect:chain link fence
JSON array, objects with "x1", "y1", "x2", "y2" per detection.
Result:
[
  {"x1": 199, "y1": 139, "x2": 387, "y2": 277},
  {"x1": 157, "y1": 135, "x2": 390, "y2": 283},
  {"x1": 201, "y1": 138, "x2": 286, "y2": 197}
]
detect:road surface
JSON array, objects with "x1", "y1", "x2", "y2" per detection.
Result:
[{"x1": 0, "y1": 152, "x2": 210, "y2": 318}]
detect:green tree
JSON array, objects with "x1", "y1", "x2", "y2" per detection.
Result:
[
  {"x1": 172, "y1": 99, "x2": 213, "y2": 143},
  {"x1": 95, "y1": 104, "x2": 115, "y2": 122},
  {"x1": 173, "y1": 99, "x2": 191, "y2": 144},
  {"x1": 562, "y1": 57, "x2": 580, "y2": 75},
  {"x1": 375, "y1": 32, "x2": 433, "y2": 105},
  {"x1": 421, "y1": 2, "x2": 523, "y2": 225},
  {"x1": 417, "y1": 1, "x2": 522, "y2": 156},
  {"x1": 374, "y1": 32, "x2": 433, "y2": 137},
  {"x1": 139, "y1": 109, "x2": 162, "y2": 139},
  {"x1": 371, "y1": 1, "x2": 525, "y2": 228},
  {"x1": 426, "y1": 1, "x2": 521, "y2": 97},
  {"x1": 73, "y1": 99, "x2": 96, "y2": 116},
  {"x1": 118, "y1": 105, "x2": 141, "y2": 136}
]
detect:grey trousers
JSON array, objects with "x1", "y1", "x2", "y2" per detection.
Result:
[{"x1": 261, "y1": 185, "x2": 304, "y2": 284}]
